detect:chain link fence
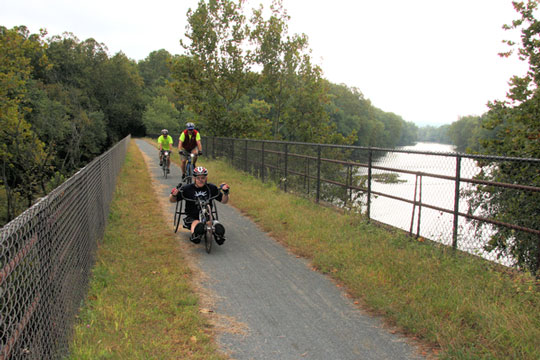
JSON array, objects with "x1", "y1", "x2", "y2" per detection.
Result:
[
  {"x1": 203, "y1": 136, "x2": 540, "y2": 269},
  {"x1": 0, "y1": 135, "x2": 130, "y2": 359}
]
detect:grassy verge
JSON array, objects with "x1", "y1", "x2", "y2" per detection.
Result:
[
  {"x1": 69, "y1": 141, "x2": 226, "y2": 359},
  {"x1": 202, "y1": 154, "x2": 539, "y2": 359},
  {"x1": 73, "y1": 138, "x2": 539, "y2": 359}
]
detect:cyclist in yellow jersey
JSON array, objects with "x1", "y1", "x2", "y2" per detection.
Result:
[
  {"x1": 157, "y1": 129, "x2": 174, "y2": 173},
  {"x1": 178, "y1": 122, "x2": 202, "y2": 179}
]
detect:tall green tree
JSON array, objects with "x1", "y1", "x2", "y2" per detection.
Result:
[
  {"x1": 138, "y1": 49, "x2": 178, "y2": 106},
  {"x1": 250, "y1": 0, "x2": 353, "y2": 144},
  {"x1": 250, "y1": 0, "x2": 307, "y2": 140},
  {"x1": 326, "y1": 83, "x2": 372, "y2": 143},
  {"x1": 284, "y1": 56, "x2": 335, "y2": 142},
  {"x1": 175, "y1": 0, "x2": 259, "y2": 136},
  {"x1": 326, "y1": 82, "x2": 416, "y2": 147},
  {"x1": 470, "y1": 0, "x2": 540, "y2": 275},
  {"x1": 142, "y1": 95, "x2": 181, "y2": 134},
  {"x1": 0, "y1": 26, "x2": 49, "y2": 222},
  {"x1": 39, "y1": 33, "x2": 109, "y2": 170},
  {"x1": 399, "y1": 121, "x2": 418, "y2": 146},
  {"x1": 94, "y1": 52, "x2": 145, "y2": 141},
  {"x1": 447, "y1": 115, "x2": 482, "y2": 152},
  {"x1": 138, "y1": 49, "x2": 173, "y2": 89}
]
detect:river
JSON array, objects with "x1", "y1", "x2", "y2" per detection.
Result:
[{"x1": 365, "y1": 142, "x2": 512, "y2": 266}]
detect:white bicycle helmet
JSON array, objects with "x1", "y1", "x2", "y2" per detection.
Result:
[{"x1": 193, "y1": 166, "x2": 208, "y2": 176}]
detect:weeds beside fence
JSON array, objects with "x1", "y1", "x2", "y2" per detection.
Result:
[
  {"x1": 203, "y1": 136, "x2": 540, "y2": 271},
  {"x1": 0, "y1": 136, "x2": 130, "y2": 359}
]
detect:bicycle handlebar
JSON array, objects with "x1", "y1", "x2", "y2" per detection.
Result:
[
  {"x1": 179, "y1": 185, "x2": 224, "y2": 207},
  {"x1": 179, "y1": 150, "x2": 200, "y2": 157}
]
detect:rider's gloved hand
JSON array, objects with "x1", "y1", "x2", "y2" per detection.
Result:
[
  {"x1": 198, "y1": 150, "x2": 203, "y2": 156},
  {"x1": 171, "y1": 184, "x2": 183, "y2": 196},
  {"x1": 220, "y1": 183, "x2": 230, "y2": 195}
]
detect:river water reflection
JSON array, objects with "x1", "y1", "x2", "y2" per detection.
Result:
[{"x1": 364, "y1": 142, "x2": 512, "y2": 266}]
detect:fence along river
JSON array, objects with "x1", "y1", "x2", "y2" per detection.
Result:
[
  {"x1": 364, "y1": 142, "x2": 508, "y2": 265},
  {"x1": 204, "y1": 137, "x2": 540, "y2": 269}
]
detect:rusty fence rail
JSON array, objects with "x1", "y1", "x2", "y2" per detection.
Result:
[
  {"x1": 203, "y1": 136, "x2": 540, "y2": 268},
  {"x1": 0, "y1": 135, "x2": 130, "y2": 359}
]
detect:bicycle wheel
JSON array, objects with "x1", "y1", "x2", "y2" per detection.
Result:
[
  {"x1": 204, "y1": 224, "x2": 212, "y2": 253},
  {"x1": 174, "y1": 201, "x2": 182, "y2": 233},
  {"x1": 185, "y1": 161, "x2": 193, "y2": 184},
  {"x1": 163, "y1": 159, "x2": 168, "y2": 178},
  {"x1": 204, "y1": 206, "x2": 213, "y2": 253}
]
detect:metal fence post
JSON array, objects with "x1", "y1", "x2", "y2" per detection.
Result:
[
  {"x1": 231, "y1": 138, "x2": 235, "y2": 167},
  {"x1": 316, "y1": 145, "x2": 321, "y2": 203},
  {"x1": 284, "y1": 143, "x2": 288, "y2": 192},
  {"x1": 261, "y1": 141, "x2": 265, "y2": 183},
  {"x1": 306, "y1": 159, "x2": 310, "y2": 195},
  {"x1": 452, "y1": 154, "x2": 462, "y2": 248},
  {"x1": 244, "y1": 139, "x2": 248, "y2": 172},
  {"x1": 212, "y1": 136, "x2": 216, "y2": 159},
  {"x1": 367, "y1": 150, "x2": 372, "y2": 220},
  {"x1": 347, "y1": 164, "x2": 352, "y2": 206}
]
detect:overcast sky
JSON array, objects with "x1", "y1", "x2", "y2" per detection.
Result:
[{"x1": 1, "y1": 0, "x2": 531, "y2": 126}]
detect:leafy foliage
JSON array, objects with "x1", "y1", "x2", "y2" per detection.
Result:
[
  {"x1": 0, "y1": 26, "x2": 49, "y2": 220},
  {"x1": 467, "y1": 0, "x2": 540, "y2": 275},
  {"x1": 176, "y1": 0, "x2": 259, "y2": 137},
  {"x1": 417, "y1": 124, "x2": 452, "y2": 144},
  {"x1": 2, "y1": 1, "x2": 441, "y2": 225},
  {"x1": 326, "y1": 83, "x2": 417, "y2": 147},
  {"x1": 174, "y1": 0, "x2": 401, "y2": 147},
  {"x1": 447, "y1": 115, "x2": 483, "y2": 152},
  {"x1": 142, "y1": 95, "x2": 181, "y2": 134},
  {"x1": 0, "y1": 27, "x2": 146, "y2": 225}
]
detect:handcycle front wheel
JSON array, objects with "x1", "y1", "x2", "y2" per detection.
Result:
[
  {"x1": 203, "y1": 225, "x2": 213, "y2": 253},
  {"x1": 174, "y1": 201, "x2": 182, "y2": 233}
]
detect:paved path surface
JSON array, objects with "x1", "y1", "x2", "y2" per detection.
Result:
[{"x1": 135, "y1": 139, "x2": 424, "y2": 360}]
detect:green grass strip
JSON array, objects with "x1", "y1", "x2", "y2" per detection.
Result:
[
  {"x1": 73, "y1": 138, "x2": 540, "y2": 359},
  {"x1": 69, "y1": 141, "x2": 226, "y2": 359},
  {"x1": 204, "y1": 156, "x2": 540, "y2": 360}
]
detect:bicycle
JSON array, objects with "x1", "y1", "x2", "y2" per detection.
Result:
[
  {"x1": 179, "y1": 150, "x2": 198, "y2": 185},
  {"x1": 175, "y1": 186, "x2": 224, "y2": 253},
  {"x1": 161, "y1": 150, "x2": 171, "y2": 178}
]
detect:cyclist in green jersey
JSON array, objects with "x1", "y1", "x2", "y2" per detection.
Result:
[{"x1": 158, "y1": 129, "x2": 174, "y2": 173}]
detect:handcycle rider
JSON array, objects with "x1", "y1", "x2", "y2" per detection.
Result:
[
  {"x1": 157, "y1": 129, "x2": 174, "y2": 173},
  {"x1": 178, "y1": 122, "x2": 203, "y2": 180},
  {"x1": 169, "y1": 166, "x2": 230, "y2": 245}
]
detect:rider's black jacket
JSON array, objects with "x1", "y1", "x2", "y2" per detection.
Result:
[{"x1": 175, "y1": 183, "x2": 223, "y2": 218}]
